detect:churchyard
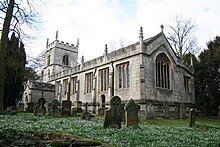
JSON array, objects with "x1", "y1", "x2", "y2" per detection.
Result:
[{"x1": 0, "y1": 96, "x2": 220, "y2": 146}]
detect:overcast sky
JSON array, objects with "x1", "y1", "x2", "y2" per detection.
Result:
[{"x1": 25, "y1": 0, "x2": 220, "y2": 61}]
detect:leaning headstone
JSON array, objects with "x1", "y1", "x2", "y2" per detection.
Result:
[
  {"x1": 145, "y1": 103, "x2": 154, "y2": 119},
  {"x1": 81, "y1": 102, "x2": 91, "y2": 120},
  {"x1": 189, "y1": 108, "x2": 195, "y2": 127},
  {"x1": 103, "y1": 96, "x2": 122, "y2": 129},
  {"x1": 34, "y1": 98, "x2": 46, "y2": 116},
  {"x1": 125, "y1": 99, "x2": 139, "y2": 127},
  {"x1": 61, "y1": 100, "x2": 72, "y2": 116},
  {"x1": 180, "y1": 103, "x2": 186, "y2": 119},
  {"x1": 163, "y1": 101, "x2": 169, "y2": 119},
  {"x1": 48, "y1": 99, "x2": 61, "y2": 116}
]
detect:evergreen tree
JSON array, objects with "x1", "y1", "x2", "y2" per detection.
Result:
[
  {"x1": 4, "y1": 32, "x2": 26, "y2": 109},
  {"x1": 195, "y1": 36, "x2": 220, "y2": 115}
]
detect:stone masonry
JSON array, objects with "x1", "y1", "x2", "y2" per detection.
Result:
[{"x1": 36, "y1": 27, "x2": 195, "y2": 114}]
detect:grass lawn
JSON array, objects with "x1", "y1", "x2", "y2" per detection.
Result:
[{"x1": 0, "y1": 113, "x2": 220, "y2": 146}]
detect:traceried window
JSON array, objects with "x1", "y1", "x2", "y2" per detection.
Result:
[
  {"x1": 156, "y1": 53, "x2": 171, "y2": 89},
  {"x1": 71, "y1": 76, "x2": 77, "y2": 95},
  {"x1": 62, "y1": 55, "x2": 69, "y2": 66},
  {"x1": 117, "y1": 62, "x2": 129, "y2": 89},
  {"x1": 47, "y1": 55, "x2": 51, "y2": 66},
  {"x1": 62, "y1": 79, "x2": 68, "y2": 96},
  {"x1": 184, "y1": 75, "x2": 191, "y2": 93},
  {"x1": 99, "y1": 68, "x2": 109, "y2": 92},
  {"x1": 55, "y1": 81, "x2": 61, "y2": 98},
  {"x1": 85, "y1": 72, "x2": 93, "y2": 93}
]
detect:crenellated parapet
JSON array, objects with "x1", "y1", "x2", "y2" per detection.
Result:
[{"x1": 46, "y1": 40, "x2": 78, "y2": 52}]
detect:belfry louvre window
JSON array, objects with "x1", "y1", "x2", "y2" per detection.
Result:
[
  {"x1": 156, "y1": 53, "x2": 171, "y2": 89},
  {"x1": 99, "y1": 68, "x2": 109, "y2": 91},
  {"x1": 184, "y1": 75, "x2": 191, "y2": 93},
  {"x1": 117, "y1": 62, "x2": 130, "y2": 89},
  {"x1": 71, "y1": 77, "x2": 77, "y2": 95},
  {"x1": 85, "y1": 72, "x2": 93, "y2": 93},
  {"x1": 62, "y1": 55, "x2": 69, "y2": 65}
]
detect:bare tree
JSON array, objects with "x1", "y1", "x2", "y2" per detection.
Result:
[
  {"x1": 108, "y1": 38, "x2": 126, "y2": 52},
  {"x1": 0, "y1": 0, "x2": 38, "y2": 111},
  {"x1": 27, "y1": 49, "x2": 45, "y2": 75},
  {"x1": 166, "y1": 15, "x2": 199, "y2": 57}
]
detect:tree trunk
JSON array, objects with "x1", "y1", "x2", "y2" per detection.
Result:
[{"x1": 0, "y1": 0, "x2": 15, "y2": 111}]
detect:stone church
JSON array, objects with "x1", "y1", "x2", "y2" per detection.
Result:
[{"x1": 24, "y1": 26, "x2": 195, "y2": 114}]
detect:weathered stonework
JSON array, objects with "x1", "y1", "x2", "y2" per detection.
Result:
[
  {"x1": 25, "y1": 27, "x2": 195, "y2": 115},
  {"x1": 22, "y1": 80, "x2": 55, "y2": 111}
]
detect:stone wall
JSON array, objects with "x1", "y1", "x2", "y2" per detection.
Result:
[{"x1": 43, "y1": 31, "x2": 195, "y2": 114}]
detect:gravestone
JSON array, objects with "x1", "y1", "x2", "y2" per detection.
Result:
[
  {"x1": 48, "y1": 99, "x2": 61, "y2": 116},
  {"x1": 163, "y1": 101, "x2": 169, "y2": 119},
  {"x1": 103, "y1": 96, "x2": 122, "y2": 129},
  {"x1": 145, "y1": 103, "x2": 154, "y2": 119},
  {"x1": 125, "y1": 99, "x2": 139, "y2": 127},
  {"x1": 61, "y1": 100, "x2": 72, "y2": 116},
  {"x1": 73, "y1": 101, "x2": 83, "y2": 114},
  {"x1": 189, "y1": 108, "x2": 195, "y2": 127},
  {"x1": 27, "y1": 102, "x2": 35, "y2": 112},
  {"x1": 174, "y1": 106, "x2": 180, "y2": 119},
  {"x1": 98, "y1": 108, "x2": 105, "y2": 116},
  {"x1": 81, "y1": 102, "x2": 91, "y2": 120},
  {"x1": 180, "y1": 103, "x2": 186, "y2": 119},
  {"x1": 34, "y1": 98, "x2": 46, "y2": 116}
]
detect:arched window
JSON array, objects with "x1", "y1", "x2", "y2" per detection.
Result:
[
  {"x1": 62, "y1": 55, "x2": 69, "y2": 65},
  {"x1": 156, "y1": 53, "x2": 171, "y2": 89}
]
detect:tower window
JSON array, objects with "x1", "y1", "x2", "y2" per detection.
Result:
[
  {"x1": 156, "y1": 53, "x2": 171, "y2": 89},
  {"x1": 47, "y1": 55, "x2": 51, "y2": 66},
  {"x1": 63, "y1": 55, "x2": 69, "y2": 66}
]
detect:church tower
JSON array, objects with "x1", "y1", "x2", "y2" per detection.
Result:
[{"x1": 42, "y1": 31, "x2": 79, "y2": 82}]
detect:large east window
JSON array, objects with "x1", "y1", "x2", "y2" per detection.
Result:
[
  {"x1": 117, "y1": 62, "x2": 130, "y2": 89},
  {"x1": 99, "y1": 68, "x2": 109, "y2": 92},
  {"x1": 156, "y1": 53, "x2": 171, "y2": 89},
  {"x1": 85, "y1": 72, "x2": 93, "y2": 93}
]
